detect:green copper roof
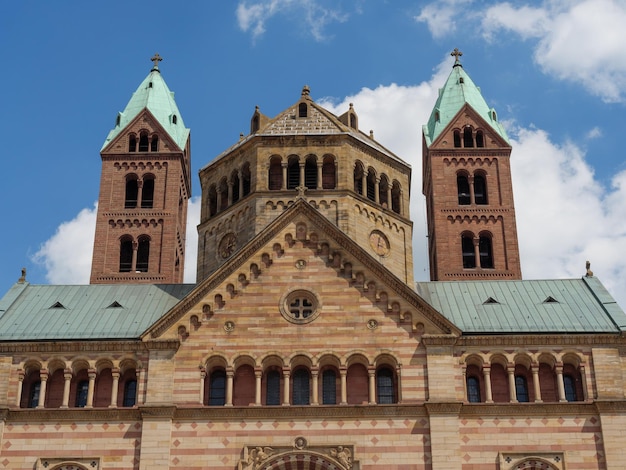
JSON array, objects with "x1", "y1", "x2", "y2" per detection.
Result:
[
  {"x1": 102, "y1": 64, "x2": 189, "y2": 151},
  {"x1": 0, "y1": 283, "x2": 195, "y2": 340},
  {"x1": 423, "y1": 61, "x2": 510, "y2": 146},
  {"x1": 416, "y1": 277, "x2": 626, "y2": 334}
]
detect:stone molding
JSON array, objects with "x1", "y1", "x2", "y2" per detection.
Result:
[
  {"x1": 456, "y1": 334, "x2": 625, "y2": 347},
  {"x1": 6, "y1": 407, "x2": 141, "y2": 421},
  {"x1": 0, "y1": 340, "x2": 146, "y2": 354}
]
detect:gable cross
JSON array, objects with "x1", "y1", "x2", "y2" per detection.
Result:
[
  {"x1": 451, "y1": 48, "x2": 463, "y2": 64},
  {"x1": 151, "y1": 53, "x2": 163, "y2": 69},
  {"x1": 295, "y1": 185, "x2": 307, "y2": 199}
]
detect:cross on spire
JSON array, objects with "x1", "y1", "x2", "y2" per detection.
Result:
[
  {"x1": 151, "y1": 53, "x2": 163, "y2": 70},
  {"x1": 451, "y1": 48, "x2": 463, "y2": 66}
]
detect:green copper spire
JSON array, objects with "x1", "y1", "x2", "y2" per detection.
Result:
[
  {"x1": 102, "y1": 54, "x2": 189, "y2": 151},
  {"x1": 423, "y1": 49, "x2": 509, "y2": 146}
]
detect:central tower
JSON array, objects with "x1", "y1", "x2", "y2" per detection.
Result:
[{"x1": 90, "y1": 55, "x2": 191, "y2": 284}]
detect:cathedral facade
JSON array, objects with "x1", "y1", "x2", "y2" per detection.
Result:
[{"x1": 0, "y1": 53, "x2": 625, "y2": 470}]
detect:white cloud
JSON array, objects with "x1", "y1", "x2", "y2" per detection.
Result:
[
  {"x1": 415, "y1": 0, "x2": 473, "y2": 39},
  {"x1": 236, "y1": 0, "x2": 350, "y2": 42},
  {"x1": 484, "y1": 0, "x2": 626, "y2": 103}
]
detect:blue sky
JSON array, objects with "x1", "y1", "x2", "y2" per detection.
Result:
[{"x1": 2, "y1": 1, "x2": 626, "y2": 307}]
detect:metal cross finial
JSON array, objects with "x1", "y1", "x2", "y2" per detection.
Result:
[
  {"x1": 451, "y1": 48, "x2": 463, "y2": 64},
  {"x1": 151, "y1": 53, "x2": 163, "y2": 69}
]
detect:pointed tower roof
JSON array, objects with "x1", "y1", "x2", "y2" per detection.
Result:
[
  {"x1": 423, "y1": 49, "x2": 509, "y2": 146},
  {"x1": 101, "y1": 54, "x2": 190, "y2": 151}
]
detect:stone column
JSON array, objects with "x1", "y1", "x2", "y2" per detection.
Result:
[
  {"x1": 555, "y1": 363, "x2": 566, "y2": 402},
  {"x1": 37, "y1": 370, "x2": 48, "y2": 408},
  {"x1": 316, "y1": 162, "x2": 323, "y2": 189},
  {"x1": 61, "y1": 369, "x2": 72, "y2": 408},
  {"x1": 110, "y1": 368, "x2": 120, "y2": 408},
  {"x1": 282, "y1": 368, "x2": 290, "y2": 406},
  {"x1": 16, "y1": 371, "x2": 24, "y2": 407},
  {"x1": 507, "y1": 365, "x2": 517, "y2": 403},
  {"x1": 136, "y1": 179, "x2": 144, "y2": 208},
  {"x1": 137, "y1": 367, "x2": 145, "y2": 405},
  {"x1": 86, "y1": 368, "x2": 97, "y2": 408},
  {"x1": 368, "y1": 367, "x2": 376, "y2": 404},
  {"x1": 311, "y1": 367, "x2": 319, "y2": 405},
  {"x1": 227, "y1": 180, "x2": 233, "y2": 205},
  {"x1": 225, "y1": 368, "x2": 234, "y2": 406},
  {"x1": 531, "y1": 364, "x2": 542, "y2": 402},
  {"x1": 340, "y1": 367, "x2": 348, "y2": 405},
  {"x1": 199, "y1": 368, "x2": 206, "y2": 405},
  {"x1": 580, "y1": 364, "x2": 589, "y2": 401},
  {"x1": 361, "y1": 173, "x2": 367, "y2": 196},
  {"x1": 254, "y1": 367, "x2": 262, "y2": 406},
  {"x1": 468, "y1": 176, "x2": 475, "y2": 205},
  {"x1": 299, "y1": 163, "x2": 305, "y2": 189},
  {"x1": 374, "y1": 177, "x2": 380, "y2": 203},
  {"x1": 473, "y1": 237, "x2": 481, "y2": 269},
  {"x1": 281, "y1": 163, "x2": 287, "y2": 190},
  {"x1": 482, "y1": 366, "x2": 493, "y2": 403},
  {"x1": 238, "y1": 171, "x2": 244, "y2": 198},
  {"x1": 386, "y1": 186, "x2": 392, "y2": 210}
]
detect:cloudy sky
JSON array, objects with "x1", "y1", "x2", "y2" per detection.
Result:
[{"x1": 2, "y1": 1, "x2": 625, "y2": 308}]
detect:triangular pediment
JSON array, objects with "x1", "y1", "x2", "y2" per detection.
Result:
[
  {"x1": 101, "y1": 108, "x2": 183, "y2": 154},
  {"x1": 429, "y1": 103, "x2": 511, "y2": 150},
  {"x1": 260, "y1": 99, "x2": 348, "y2": 136},
  {"x1": 144, "y1": 199, "x2": 460, "y2": 343}
]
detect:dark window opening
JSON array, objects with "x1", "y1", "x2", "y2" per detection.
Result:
[
  {"x1": 304, "y1": 158, "x2": 317, "y2": 189},
  {"x1": 251, "y1": 115, "x2": 260, "y2": 133},
  {"x1": 266, "y1": 370, "x2": 281, "y2": 405},
  {"x1": 289, "y1": 297, "x2": 314, "y2": 319},
  {"x1": 28, "y1": 381, "x2": 41, "y2": 408},
  {"x1": 208, "y1": 370, "x2": 226, "y2": 406},
  {"x1": 391, "y1": 183, "x2": 401, "y2": 214},
  {"x1": 119, "y1": 238, "x2": 133, "y2": 272},
  {"x1": 353, "y1": 165, "x2": 364, "y2": 195},
  {"x1": 376, "y1": 367, "x2": 395, "y2": 404},
  {"x1": 349, "y1": 113, "x2": 357, "y2": 129},
  {"x1": 476, "y1": 130, "x2": 485, "y2": 148},
  {"x1": 474, "y1": 174, "x2": 487, "y2": 205},
  {"x1": 172, "y1": 115, "x2": 177, "y2": 124},
  {"x1": 379, "y1": 177, "x2": 389, "y2": 208},
  {"x1": 138, "y1": 133, "x2": 149, "y2": 152},
  {"x1": 218, "y1": 180, "x2": 228, "y2": 211},
  {"x1": 322, "y1": 157, "x2": 336, "y2": 189},
  {"x1": 292, "y1": 369, "x2": 310, "y2": 405},
  {"x1": 457, "y1": 175, "x2": 470, "y2": 205},
  {"x1": 298, "y1": 102, "x2": 308, "y2": 118},
  {"x1": 150, "y1": 135, "x2": 159, "y2": 152},
  {"x1": 463, "y1": 127, "x2": 474, "y2": 148},
  {"x1": 453, "y1": 130, "x2": 461, "y2": 148},
  {"x1": 479, "y1": 236, "x2": 493, "y2": 268},
  {"x1": 287, "y1": 159, "x2": 299, "y2": 190},
  {"x1": 322, "y1": 369, "x2": 337, "y2": 405},
  {"x1": 467, "y1": 376, "x2": 481, "y2": 403},
  {"x1": 564, "y1": 375, "x2": 577, "y2": 402},
  {"x1": 128, "y1": 135, "x2": 137, "y2": 152},
  {"x1": 515, "y1": 375, "x2": 529, "y2": 402},
  {"x1": 208, "y1": 186, "x2": 217, "y2": 217},
  {"x1": 125, "y1": 177, "x2": 138, "y2": 208},
  {"x1": 366, "y1": 170, "x2": 376, "y2": 202},
  {"x1": 141, "y1": 177, "x2": 154, "y2": 208},
  {"x1": 232, "y1": 173, "x2": 240, "y2": 203},
  {"x1": 242, "y1": 164, "x2": 251, "y2": 196},
  {"x1": 462, "y1": 236, "x2": 475, "y2": 268},
  {"x1": 269, "y1": 157, "x2": 282, "y2": 190},
  {"x1": 123, "y1": 380, "x2": 137, "y2": 407},
  {"x1": 75, "y1": 380, "x2": 89, "y2": 408},
  {"x1": 136, "y1": 238, "x2": 150, "y2": 272}
]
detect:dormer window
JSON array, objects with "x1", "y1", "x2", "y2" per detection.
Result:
[
  {"x1": 298, "y1": 102, "x2": 308, "y2": 118},
  {"x1": 172, "y1": 114, "x2": 178, "y2": 124},
  {"x1": 116, "y1": 115, "x2": 121, "y2": 126}
]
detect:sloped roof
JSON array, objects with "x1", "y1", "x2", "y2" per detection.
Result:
[
  {"x1": 416, "y1": 276, "x2": 626, "y2": 334},
  {"x1": 423, "y1": 61, "x2": 510, "y2": 146},
  {"x1": 101, "y1": 65, "x2": 190, "y2": 151},
  {"x1": 0, "y1": 283, "x2": 195, "y2": 340},
  {"x1": 201, "y1": 88, "x2": 407, "y2": 172}
]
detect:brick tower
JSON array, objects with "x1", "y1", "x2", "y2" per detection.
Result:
[
  {"x1": 422, "y1": 49, "x2": 521, "y2": 281},
  {"x1": 90, "y1": 55, "x2": 191, "y2": 284}
]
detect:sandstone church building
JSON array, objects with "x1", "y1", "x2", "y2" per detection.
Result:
[{"x1": 1, "y1": 51, "x2": 626, "y2": 469}]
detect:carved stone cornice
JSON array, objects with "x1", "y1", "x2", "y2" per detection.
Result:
[
  {"x1": 456, "y1": 333, "x2": 625, "y2": 347},
  {"x1": 6, "y1": 407, "x2": 141, "y2": 422},
  {"x1": 421, "y1": 334, "x2": 458, "y2": 347},
  {"x1": 144, "y1": 340, "x2": 180, "y2": 351},
  {"x1": 460, "y1": 402, "x2": 597, "y2": 416},
  {"x1": 0, "y1": 340, "x2": 146, "y2": 354},
  {"x1": 594, "y1": 400, "x2": 626, "y2": 413},
  {"x1": 425, "y1": 402, "x2": 462, "y2": 415},
  {"x1": 140, "y1": 405, "x2": 177, "y2": 419}
]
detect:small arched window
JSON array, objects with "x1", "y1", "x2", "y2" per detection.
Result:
[
  {"x1": 119, "y1": 237, "x2": 133, "y2": 272},
  {"x1": 463, "y1": 127, "x2": 474, "y2": 148},
  {"x1": 141, "y1": 176, "x2": 155, "y2": 209},
  {"x1": 515, "y1": 375, "x2": 529, "y2": 402},
  {"x1": 125, "y1": 176, "x2": 139, "y2": 208},
  {"x1": 242, "y1": 163, "x2": 251, "y2": 196},
  {"x1": 287, "y1": 157, "x2": 299, "y2": 190},
  {"x1": 136, "y1": 237, "x2": 150, "y2": 272},
  {"x1": 28, "y1": 380, "x2": 41, "y2": 408},
  {"x1": 462, "y1": 235, "x2": 475, "y2": 268},
  {"x1": 349, "y1": 113, "x2": 357, "y2": 129},
  {"x1": 366, "y1": 169, "x2": 376, "y2": 202},
  {"x1": 266, "y1": 369, "x2": 281, "y2": 406},
  {"x1": 479, "y1": 235, "x2": 493, "y2": 268},
  {"x1": 321, "y1": 369, "x2": 337, "y2": 405},
  {"x1": 138, "y1": 132, "x2": 149, "y2": 152},
  {"x1": 563, "y1": 375, "x2": 578, "y2": 402},
  {"x1": 208, "y1": 185, "x2": 218, "y2": 217},
  {"x1": 322, "y1": 156, "x2": 336, "y2": 189},
  {"x1": 231, "y1": 172, "x2": 240, "y2": 203},
  {"x1": 376, "y1": 367, "x2": 396, "y2": 404},
  {"x1": 75, "y1": 380, "x2": 89, "y2": 408},
  {"x1": 453, "y1": 130, "x2": 461, "y2": 148},
  {"x1": 172, "y1": 114, "x2": 178, "y2": 124},
  {"x1": 123, "y1": 380, "x2": 137, "y2": 407},
  {"x1": 128, "y1": 134, "x2": 137, "y2": 152},
  {"x1": 304, "y1": 156, "x2": 317, "y2": 189},
  {"x1": 292, "y1": 368, "x2": 310, "y2": 405},
  {"x1": 474, "y1": 174, "x2": 487, "y2": 205},
  {"x1": 379, "y1": 175, "x2": 389, "y2": 208},
  {"x1": 150, "y1": 135, "x2": 159, "y2": 152},
  {"x1": 476, "y1": 130, "x2": 485, "y2": 148},
  {"x1": 466, "y1": 376, "x2": 481, "y2": 403},
  {"x1": 251, "y1": 114, "x2": 260, "y2": 133},
  {"x1": 457, "y1": 174, "x2": 470, "y2": 205},
  {"x1": 298, "y1": 102, "x2": 308, "y2": 118},
  {"x1": 391, "y1": 182, "x2": 401, "y2": 214},
  {"x1": 353, "y1": 162, "x2": 364, "y2": 195},
  {"x1": 269, "y1": 157, "x2": 283, "y2": 190},
  {"x1": 218, "y1": 179, "x2": 228, "y2": 211},
  {"x1": 208, "y1": 369, "x2": 226, "y2": 406}
]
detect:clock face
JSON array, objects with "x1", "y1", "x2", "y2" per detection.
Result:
[
  {"x1": 369, "y1": 230, "x2": 390, "y2": 256},
  {"x1": 219, "y1": 233, "x2": 237, "y2": 259}
]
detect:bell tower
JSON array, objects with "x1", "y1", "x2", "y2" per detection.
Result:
[
  {"x1": 422, "y1": 49, "x2": 521, "y2": 281},
  {"x1": 90, "y1": 55, "x2": 191, "y2": 284}
]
